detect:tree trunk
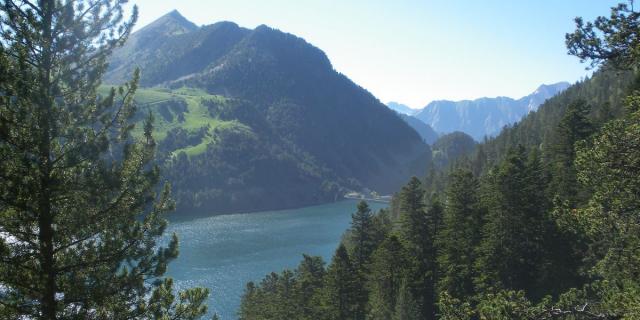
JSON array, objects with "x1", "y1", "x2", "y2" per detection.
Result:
[{"x1": 37, "y1": 1, "x2": 57, "y2": 318}]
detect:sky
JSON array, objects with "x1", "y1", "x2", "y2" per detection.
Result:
[{"x1": 126, "y1": 0, "x2": 620, "y2": 109}]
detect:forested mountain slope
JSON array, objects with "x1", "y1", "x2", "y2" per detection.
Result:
[
  {"x1": 476, "y1": 68, "x2": 633, "y2": 172},
  {"x1": 105, "y1": 11, "x2": 428, "y2": 214}
]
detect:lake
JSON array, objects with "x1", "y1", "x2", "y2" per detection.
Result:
[{"x1": 163, "y1": 199, "x2": 388, "y2": 319}]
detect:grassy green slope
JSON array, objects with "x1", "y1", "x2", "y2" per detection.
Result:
[{"x1": 100, "y1": 86, "x2": 247, "y2": 158}]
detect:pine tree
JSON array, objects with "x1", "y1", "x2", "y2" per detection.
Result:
[
  {"x1": 423, "y1": 196, "x2": 444, "y2": 316},
  {"x1": 528, "y1": 147, "x2": 585, "y2": 298},
  {"x1": 371, "y1": 208, "x2": 393, "y2": 247},
  {"x1": 276, "y1": 270, "x2": 300, "y2": 319},
  {"x1": 566, "y1": 1, "x2": 640, "y2": 70},
  {"x1": 347, "y1": 201, "x2": 375, "y2": 320},
  {"x1": 349, "y1": 201, "x2": 376, "y2": 271},
  {"x1": 564, "y1": 0, "x2": 640, "y2": 290},
  {"x1": 0, "y1": 1, "x2": 207, "y2": 318},
  {"x1": 471, "y1": 144, "x2": 488, "y2": 176},
  {"x1": 437, "y1": 169, "x2": 482, "y2": 301},
  {"x1": 322, "y1": 244, "x2": 358, "y2": 320},
  {"x1": 238, "y1": 282, "x2": 259, "y2": 320},
  {"x1": 367, "y1": 235, "x2": 408, "y2": 320},
  {"x1": 572, "y1": 92, "x2": 640, "y2": 287},
  {"x1": 399, "y1": 177, "x2": 426, "y2": 233},
  {"x1": 393, "y1": 278, "x2": 421, "y2": 320},
  {"x1": 549, "y1": 99, "x2": 594, "y2": 204},
  {"x1": 475, "y1": 146, "x2": 547, "y2": 296},
  {"x1": 238, "y1": 271, "x2": 301, "y2": 320},
  {"x1": 398, "y1": 177, "x2": 441, "y2": 319},
  {"x1": 295, "y1": 255, "x2": 326, "y2": 320}
]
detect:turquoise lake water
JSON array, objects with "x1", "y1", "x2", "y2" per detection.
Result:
[{"x1": 163, "y1": 200, "x2": 388, "y2": 319}]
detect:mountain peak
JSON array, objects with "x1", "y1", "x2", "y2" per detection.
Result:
[
  {"x1": 523, "y1": 81, "x2": 570, "y2": 113},
  {"x1": 166, "y1": 9, "x2": 185, "y2": 19},
  {"x1": 138, "y1": 9, "x2": 198, "y2": 36},
  {"x1": 533, "y1": 81, "x2": 570, "y2": 95}
]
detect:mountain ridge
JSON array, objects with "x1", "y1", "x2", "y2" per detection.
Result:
[
  {"x1": 105, "y1": 12, "x2": 428, "y2": 214},
  {"x1": 414, "y1": 82, "x2": 570, "y2": 140},
  {"x1": 143, "y1": 10, "x2": 198, "y2": 34},
  {"x1": 387, "y1": 101, "x2": 417, "y2": 115}
]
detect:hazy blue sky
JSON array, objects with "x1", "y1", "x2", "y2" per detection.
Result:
[{"x1": 127, "y1": 0, "x2": 619, "y2": 108}]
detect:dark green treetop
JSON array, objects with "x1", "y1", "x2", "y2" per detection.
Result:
[
  {"x1": 566, "y1": 1, "x2": 640, "y2": 69},
  {"x1": 322, "y1": 244, "x2": 359, "y2": 320}
]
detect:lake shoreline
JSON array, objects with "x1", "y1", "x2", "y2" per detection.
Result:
[
  {"x1": 168, "y1": 197, "x2": 391, "y2": 222},
  {"x1": 164, "y1": 199, "x2": 389, "y2": 319}
]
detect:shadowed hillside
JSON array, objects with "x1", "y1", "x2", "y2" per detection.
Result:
[{"x1": 105, "y1": 11, "x2": 429, "y2": 214}]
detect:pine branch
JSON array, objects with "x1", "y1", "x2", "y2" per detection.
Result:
[{"x1": 536, "y1": 303, "x2": 621, "y2": 320}]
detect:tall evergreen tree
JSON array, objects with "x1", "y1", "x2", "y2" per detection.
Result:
[
  {"x1": 275, "y1": 270, "x2": 300, "y2": 319},
  {"x1": 393, "y1": 278, "x2": 421, "y2": 320},
  {"x1": 528, "y1": 147, "x2": 586, "y2": 298},
  {"x1": 565, "y1": 0, "x2": 640, "y2": 291},
  {"x1": 367, "y1": 235, "x2": 408, "y2": 320},
  {"x1": 321, "y1": 244, "x2": 358, "y2": 320},
  {"x1": 0, "y1": 1, "x2": 208, "y2": 318},
  {"x1": 238, "y1": 282, "x2": 259, "y2": 320},
  {"x1": 475, "y1": 146, "x2": 548, "y2": 297},
  {"x1": 424, "y1": 196, "x2": 444, "y2": 316},
  {"x1": 398, "y1": 177, "x2": 442, "y2": 319},
  {"x1": 571, "y1": 93, "x2": 640, "y2": 291},
  {"x1": 437, "y1": 169, "x2": 482, "y2": 301},
  {"x1": 349, "y1": 201, "x2": 376, "y2": 271},
  {"x1": 370, "y1": 208, "x2": 393, "y2": 248},
  {"x1": 238, "y1": 271, "x2": 301, "y2": 320},
  {"x1": 399, "y1": 177, "x2": 426, "y2": 233},
  {"x1": 549, "y1": 99, "x2": 594, "y2": 204},
  {"x1": 295, "y1": 255, "x2": 325, "y2": 320},
  {"x1": 347, "y1": 201, "x2": 375, "y2": 320}
]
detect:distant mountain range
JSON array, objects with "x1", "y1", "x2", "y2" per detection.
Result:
[
  {"x1": 105, "y1": 11, "x2": 428, "y2": 214},
  {"x1": 413, "y1": 82, "x2": 570, "y2": 141},
  {"x1": 387, "y1": 102, "x2": 417, "y2": 115}
]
